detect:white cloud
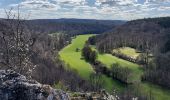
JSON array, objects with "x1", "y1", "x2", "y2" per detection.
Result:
[
  {"x1": 10, "y1": 0, "x2": 60, "y2": 10},
  {"x1": 158, "y1": 6, "x2": 170, "y2": 11},
  {"x1": 95, "y1": 0, "x2": 137, "y2": 6},
  {"x1": 1, "y1": 0, "x2": 170, "y2": 20},
  {"x1": 52, "y1": 0, "x2": 87, "y2": 6}
]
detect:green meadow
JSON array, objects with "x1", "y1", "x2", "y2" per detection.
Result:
[
  {"x1": 90, "y1": 46, "x2": 142, "y2": 83},
  {"x1": 97, "y1": 54, "x2": 143, "y2": 83},
  {"x1": 59, "y1": 35, "x2": 94, "y2": 79},
  {"x1": 113, "y1": 47, "x2": 141, "y2": 59},
  {"x1": 59, "y1": 34, "x2": 170, "y2": 100},
  {"x1": 59, "y1": 34, "x2": 125, "y2": 92}
]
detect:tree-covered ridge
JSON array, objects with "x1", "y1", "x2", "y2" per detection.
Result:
[
  {"x1": 91, "y1": 17, "x2": 170, "y2": 89},
  {"x1": 132, "y1": 17, "x2": 170, "y2": 28},
  {"x1": 24, "y1": 19, "x2": 125, "y2": 35}
]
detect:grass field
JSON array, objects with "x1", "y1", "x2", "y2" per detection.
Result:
[
  {"x1": 59, "y1": 34, "x2": 170, "y2": 100},
  {"x1": 90, "y1": 46, "x2": 143, "y2": 83},
  {"x1": 113, "y1": 47, "x2": 141, "y2": 59},
  {"x1": 59, "y1": 34, "x2": 125, "y2": 92},
  {"x1": 59, "y1": 35, "x2": 94, "y2": 79},
  {"x1": 97, "y1": 54, "x2": 143, "y2": 83}
]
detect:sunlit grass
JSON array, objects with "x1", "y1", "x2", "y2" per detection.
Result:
[
  {"x1": 59, "y1": 34, "x2": 170, "y2": 100},
  {"x1": 59, "y1": 34, "x2": 125, "y2": 92},
  {"x1": 97, "y1": 53, "x2": 143, "y2": 83},
  {"x1": 113, "y1": 47, "x2": 141, "y2": 59},
  {"x1": 59, "y1": 35, "x2": 94, "y2": 79}
]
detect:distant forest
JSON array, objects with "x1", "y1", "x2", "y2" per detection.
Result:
[{"x1": 25, "y1": 18, "x2": 125, "y2": 35}]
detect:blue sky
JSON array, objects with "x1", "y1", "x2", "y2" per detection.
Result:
[{"x1": 0, "y1": 0, "x2": 170, "y2": 20}]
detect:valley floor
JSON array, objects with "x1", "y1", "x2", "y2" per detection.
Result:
[{"x1": 59, "y1": 34, "x2": 170, "y2": 100}]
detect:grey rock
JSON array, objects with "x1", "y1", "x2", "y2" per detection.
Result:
[{"x1": 0, "y1": 70, "x2": 69, "y2": 100}]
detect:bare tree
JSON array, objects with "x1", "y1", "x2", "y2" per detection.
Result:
[{"x1": 0, "y1": 7, "x2": 35, "y2": 77}]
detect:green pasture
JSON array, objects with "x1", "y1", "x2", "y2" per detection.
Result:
[
  {"x1": 59, "y1": 34, "x2": 125, "y2": 92},
  {"x1": 59, "y1": 34, "x2": 170, "y2": 100},
  {"x1": 113, "y1": 47, "x2": 141, "y2": 59}
]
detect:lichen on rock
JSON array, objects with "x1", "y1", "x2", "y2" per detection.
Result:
[{"x1": 0, "y1": 70, "x2": 69, "y2": 100}]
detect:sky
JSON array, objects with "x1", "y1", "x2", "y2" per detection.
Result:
[{"x1": 0, "y1": 0, "x2": 170, "y2": 20}]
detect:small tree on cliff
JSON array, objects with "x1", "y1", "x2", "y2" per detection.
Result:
[{"x1": 0, "y1": 7, "x2": 35, "y2": 77}]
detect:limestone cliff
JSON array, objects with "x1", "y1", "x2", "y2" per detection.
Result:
[{"x1": 0, "y1": 70, "x2": 117, "y2": 100}]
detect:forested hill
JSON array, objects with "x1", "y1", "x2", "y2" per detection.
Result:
[
  {"x1": 26, "y1": 18, "x2": 126, "y2": 35},
  {"x1": 30, "y1": 18, "x2": 125, "y2": 25},
  {"x1": 91, "y1": 17, "x2": 170, "y2": 53},
  {"x1": 89, "y1": 17, "x2": 170, "y2": 89},
  {"x1": 0, "y1": 18, "x2": 125, "y2": 35}
]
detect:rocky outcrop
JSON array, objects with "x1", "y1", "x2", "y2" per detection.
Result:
[
  {"x1": 0, "y1": 70, "x2": 69, "y2": 100},
  {"x1": 0, "y1": 70, "x2": 118, "y2": 100}
]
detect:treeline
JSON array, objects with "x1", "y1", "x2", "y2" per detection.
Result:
[
  {"x1": 81, "y1": 44, "x2": 133, "y2": 84},
  {"x1": 93, "y1": 61, "x2": 132, "y2": 84},
  {"x1": 89, "y1": 17, "x2": 170, "y2": 54},
  {"x1": 112, "y1": 52, "x2": 146, "y2": 65},
  {"x1": 142, "y1": 53, "x2": 170, "y2": 88},
  {"x1": 82, "y1": 45, "x2": 97, "y2": 63},
  {"x1": 90, "y1": 17, "x2": 170, "y2": 88},
  {"x1": 89, "y1": 22, "x2": 162, "y2": 54},
  {"x1": 111, "y1": 63, "x2": 132, "y2": 84},
  {"x1": 133, "y1": 17, "x2": 170, "y2": 29},
  {"x1": 25, "y1": 19, "x2": 125, "y2": 35}
]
